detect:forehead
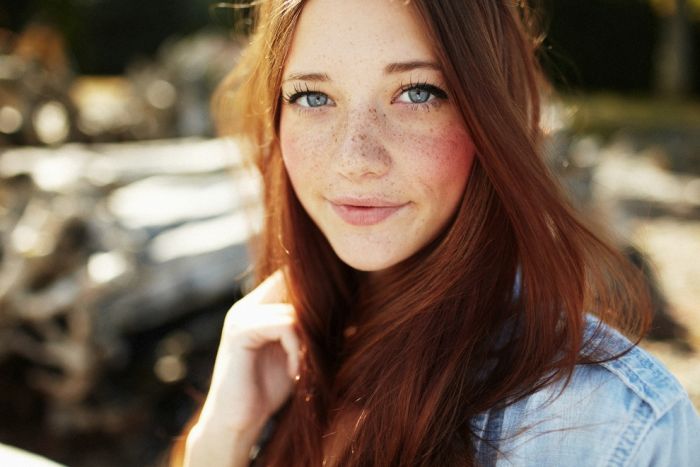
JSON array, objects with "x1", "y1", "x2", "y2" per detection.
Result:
[{"x1": 284, "y1": 0, "x2": 436, "y2": 73}]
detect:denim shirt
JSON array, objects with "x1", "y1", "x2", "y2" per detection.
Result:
[
  {"x1": 250, "y1": 316, "x2": 700, "y2": 466},
  {"x1": 473, "y1": 316, "x2": 700, "y2": 466}
]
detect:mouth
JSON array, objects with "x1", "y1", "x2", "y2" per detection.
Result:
[{"x1": 328, "y1": 197, "x2": 408, "y2": 226}]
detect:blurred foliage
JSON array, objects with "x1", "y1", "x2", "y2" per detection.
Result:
[
  {"x1": 0, "y1": 0, "x2": 698, "y2": 92},
  {"x1": 542, "y1": 0, "x2": 699, "y2": 94},
  {"x1": 564, "y1": 93, "x2": 700, "y2": 133},
  {"x1": 650, "y1": 0, "x2": 700, "y2": 17},
  {"x1": 1, "y1": 0, "x2": 214, "y2": 74},
  {"x1": 561, "y1": 93, "x2": 700, "y2": 176},
  {"x1": 542, "y1": 0, "x2": 656, "y2": 91}
]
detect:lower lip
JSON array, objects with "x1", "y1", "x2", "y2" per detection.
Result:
[{"x1": 330, "y1": 203, "x2": 406, "y2": 226}]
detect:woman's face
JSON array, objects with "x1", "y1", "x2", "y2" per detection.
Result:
[{"x1": 279, "y1": 0, "x2": 476, "y2": 273}]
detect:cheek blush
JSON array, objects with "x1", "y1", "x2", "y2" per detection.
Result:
[{"x1": 390, "y1": 122, "x2": 475, "y2": 187}]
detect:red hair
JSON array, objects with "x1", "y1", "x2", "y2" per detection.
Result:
[{"x1": 174, "y1": 1, "x2": 651, "y2": 465}]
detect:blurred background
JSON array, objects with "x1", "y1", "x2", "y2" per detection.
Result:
[{"x1": 0, "y1": 0, "x2": 698, "y2": 465}]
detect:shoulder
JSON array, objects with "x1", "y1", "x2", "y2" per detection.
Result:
[{"x1": 474, "y1": 315, "x2": 700, "y2": 467}]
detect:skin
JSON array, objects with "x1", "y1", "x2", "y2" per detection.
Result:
[
  {"x1": 280, "y1": 0, "x2": 476, "y2": 273},
  {"x1": 185, "y1": 1, "x2": 476, "y2": 465}
]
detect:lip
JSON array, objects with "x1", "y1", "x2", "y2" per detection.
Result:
[{"x1": 328, "y1": 197, "x2": 408, "y2": 226}]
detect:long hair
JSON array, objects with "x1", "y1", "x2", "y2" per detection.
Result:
[{"x1": 175, "y1": 1, "x2": 652, "y2": 465}]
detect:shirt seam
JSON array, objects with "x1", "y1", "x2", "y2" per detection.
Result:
[
  {"x1": 599, "y1": 351, "x2": 685, "y2": 420},
  {"x1": 602, "y1": 397, "x2": 655, "y2": 467}
]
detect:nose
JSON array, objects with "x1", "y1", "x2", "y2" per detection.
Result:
[{"x1": 334, "y1": 108, "x2": 391, "y2": 180}]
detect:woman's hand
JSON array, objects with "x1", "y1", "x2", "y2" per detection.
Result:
[{"x1": 184, "y1": 270, "x2": 300, "y2": 467}]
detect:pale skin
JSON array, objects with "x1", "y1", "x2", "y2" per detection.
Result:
[
  {"x1": 183, "y1": 0, "x2": 476, "y2": 465},
  {"x1": 184, "y1": 271, "x2": 299, "y2": 467}
]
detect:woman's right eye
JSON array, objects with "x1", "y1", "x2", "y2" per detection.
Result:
[{"x1": 286, "y1": 91, "x2": 334, "y2": 108}]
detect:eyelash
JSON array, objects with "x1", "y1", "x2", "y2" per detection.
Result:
[
  {"x1": 281, "y1": 83, "x2": 325, "y2": 116},
  {"x1": 282, "y1": 83, "x2": 317, "y2": 105},
  {"x1": 281, "y1": 80, "x2": 449, "y2": 114},
  {"x1": 397, "y1": 79, "x2": 448, "y2": 112}
]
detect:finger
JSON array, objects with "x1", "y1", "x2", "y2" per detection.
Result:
[
  {"x1": 226, "y1": 301, "x2": 294, "y2": 332},
  {"x1": 224, "y1": 302, "x2": 291, "y2": 337},
  {"x1": 242, "y1": 270, "x2": 288, "y2": 305},
  {"x1": 238, "y1": 305, "x2": 299, "y2": 379},
  {"x1": 235, "y1": 312, "x2": 300, "y2": 379},
  {"x1": 278, "y1": 325, "x2": 300, "y2": 379}
]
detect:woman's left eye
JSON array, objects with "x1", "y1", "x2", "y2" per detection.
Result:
[
  {"x1": 296, "y1": 92, "x2": 331, "y2": 108},
  {"x1": 284, "y1": 89, "x2": 334, "y2": 109},
  {"x1": 396, "y1": 84, "x2": 448, "y2": 105}
]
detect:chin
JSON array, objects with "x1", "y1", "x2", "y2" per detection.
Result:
[{"x1": 333, "y1": 248, "x2": 402, "y2": 273}]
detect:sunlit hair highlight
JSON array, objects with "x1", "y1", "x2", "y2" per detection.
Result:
[{"x1": 174, "y1": 1, "x2": 651, "y2": 465}]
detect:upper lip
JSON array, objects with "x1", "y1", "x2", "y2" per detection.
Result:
[{"x1": 329, "y1": 196, "x2": 406, "y2": 208}]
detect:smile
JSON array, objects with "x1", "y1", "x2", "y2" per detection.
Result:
[{"x1": 329, "y1": 198, "x2": 408, "y2": 226}]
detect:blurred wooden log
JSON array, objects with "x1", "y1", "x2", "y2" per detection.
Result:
[{"x1": 0, "y1": 138, "x2": 261, "y2": 432}]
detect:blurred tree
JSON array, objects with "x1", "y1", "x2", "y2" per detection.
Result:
[
  {"x1": 542, "y1": 0, "x2": 699, "y2": 95},
  {"x1": 0, "y1": 0, "x2": 214, "y2": 74},
  {"x1": 2, "y1": 0, "x2": 699, "y2": 94},
  {"x1": 542, "y1": 0, "x2": 658, "y2": 92},
  {"x1": 80, "y1": 0, "x2": 213, "y2": 74},
  {"x1": 0, "y1": 0, "x2": 85, "y2": 60},
  {"x1": 654, "y1": 0, "x2": 695, "y2": 96}
]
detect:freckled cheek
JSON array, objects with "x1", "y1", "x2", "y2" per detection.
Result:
[
  {"x1": 279, "y1": 120, "x2": 334, "y2": 180},
  {"x1": 395, "y1": 124, "x2": 476, "y2": 191}
]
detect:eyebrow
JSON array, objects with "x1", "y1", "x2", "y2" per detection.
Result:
[
  {"x1": 282, "y1": 72, "x2": 331, "y2": 83},
  {"x1": 282, "y1": 61, "x2": 442, "y2": 83},
  {"x1": 384, "y1": 60, "x2": 442, "y2": 74}
]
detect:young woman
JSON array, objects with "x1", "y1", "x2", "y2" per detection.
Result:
[{"x1": 177, "y1": 0, "x2": 700, "y2": 465}]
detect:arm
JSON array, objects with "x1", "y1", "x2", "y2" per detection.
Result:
[{"x1": 179, "y1": 271, "x2": 300, "y2": 467}]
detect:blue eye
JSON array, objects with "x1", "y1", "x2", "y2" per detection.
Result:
[
  {"x1": 396, "y1": 84, "x2": 448, "y2": 105},
  {"x1": 300, "y1": 92, "x2": 329, "y2": 107},
  {"x1": 285, "y1": 90, "x2": 333, "y2": 108},
  {"x1": 406, "y1": 88, "x2": 431, "y2": 104}
]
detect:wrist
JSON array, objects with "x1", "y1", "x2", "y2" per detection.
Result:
[{"x1": 184, "y1": 421, "x2": 264, "y2": 467}]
